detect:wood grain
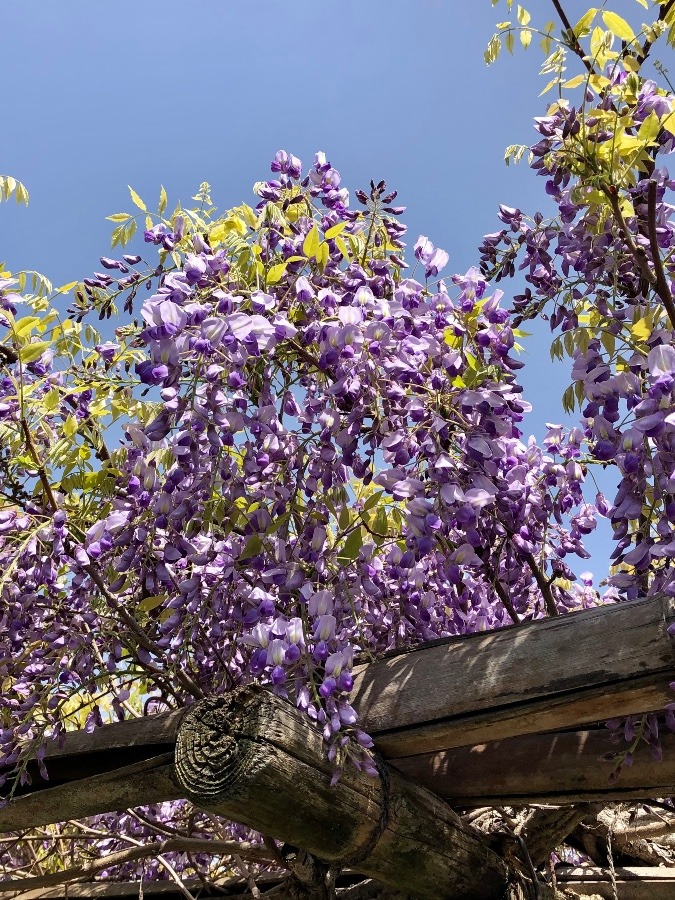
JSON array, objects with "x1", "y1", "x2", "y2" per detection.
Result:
[
  {"x1": 393, "y1": 728, "x2": 675, "y2": 806},
  {"x1": 353, "y1": 595, "x2": 675, "y2": 756},
  {"x1": 173, "y1": 686, "x2": 509, "y2": 900}
]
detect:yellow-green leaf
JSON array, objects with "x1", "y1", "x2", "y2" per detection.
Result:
[
  {"x1": 18, "y1": 341, "x2": 50, "y2": 363},
  {"x1": 573, "y1": 8, "x2": 597, "y2": 37},
  {"x1": 44, "y1": 388, "x2": 60, "y2": 411},
  {"x1": 138, "y1": 594, "x2": 167, "y2": 613},
  {"x1": 303, "y1": 224, "x2": 320, "y2": 259},
  {"x1": 324, "y1": 221, "x2": 348, "y2": 239},
  {"x1": 563, "y1": 74, "x2": 586, "y2": 89},
  {"x1": 266, "y1": 262, "x2": 288, "y2": 285},
  {"x1": 13, "y1": 316, "x2": 40, "y2": 338},
  {"x1": 505, "y1": 30, "x2": 515, "y2": 53},
  {"x1": 316, "y1": 241, "x2": 329, "y2": 268},
  {"x1": 107, "y1": 213, "x2": 131, "y2": 222},
  {"x1": 128, "y1": 186, "x2": 147, "y2": 212},
  {"x1": 517, "y1": 5, "x2": 530, "y2": 26},
  {"x1": 602, "y1": 11, "x2": 635, "y2": 42},
  {"x1": 63, "y1": 414, "x2": 78, "y2": 438},
  {"x1": 158, "y1": 185, "x2": 167, "y2": 216},
  {"x1": 638, "y1": 110, "x2": 660, "y2": 144},
  {"x1": 335, "y1": 235, "x2": 350, "y2": 260},
  {"x1": 631, "y1": 316, "x2": 651, "y2": 341},
  {"x1": 519, "y1": 28, "x2": 532, "y2": 48}
]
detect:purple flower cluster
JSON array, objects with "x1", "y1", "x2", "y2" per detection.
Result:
[
  {"x1": 0, "y1": 151, "x2": 602, "y2": 799},
  {"x1": 479, "y1": 84, "x2": 675, "y2": 603}
]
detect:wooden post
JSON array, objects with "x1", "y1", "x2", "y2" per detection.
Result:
[{"x1": 173, "y1": 685, "x2": 510, "y2": 900}]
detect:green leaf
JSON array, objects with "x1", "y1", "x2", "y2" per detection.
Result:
[
  {"x1": 505, "y1": 30, "x2": 515, "y2": 53},
  {"x1": 602, "y1": 11, "x2": 636, "y2": 42},
  {"x1": 324, "y1": 221, "x2": 347, "y2": 239},
  {"x1": 338, "y1": 505, "x2": 351, "y2": 531},
  {"x1": 158, "y1": 185, "x2": 168, "y2": 216},
  {"x1": 106, "y1": 213, "x2": 131, "y2": 222},
  {"x1": 520, "y1": 28, "x2": 532, "y2": 48},
  {"x1": 18, "y1": 341, "x2": 50, "y2": 363},
  {"x1": 361, "y1": 490, "x2": 385, "y2": 513},
  {"x1": 138, "y1": 594, "x2": 167, "y2": 613},
  {"x1": 239, "y1": 534, "x2": 263, "y2": 560},
  {"x1": 128, "y1": 186, "x2": 147, "y2": 212},
  {"x1": 266, "y1": 262, "x2": 288, "y2": 285},
  {"x1": 302, "y1": 224, "x2": 320, "y2": 259},
  {"x1": 338, "y1": 528, "x2": 363, "y2": 563}
]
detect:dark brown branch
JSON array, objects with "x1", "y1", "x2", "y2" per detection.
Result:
[
  {"x1": 522, "y1": 551, "x2": 558, "y2": 617},
  {"x1": 550, "y1": 0, "x2": 594, "y2": 73},
  {"x1": 606, "y1": 185, "x2": 675, "y2": 329},
  {"x1": 637, "y1": 1, "x2": 675, "y2": 65},
  {"x1": 647, "y1": 178, "x2": 675, "y2": 329}
]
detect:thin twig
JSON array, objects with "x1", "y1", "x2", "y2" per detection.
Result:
[
  {"x1": 0, "y1": 838, "x2": 273, "y2": 895},
  {"x1": 550, "y1": 0, "x2": 594, "y2": 73},
  {"x1": 523, "y1": 551, "x2": 559, "y2": 617}
]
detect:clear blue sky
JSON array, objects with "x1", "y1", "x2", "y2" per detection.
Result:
[{"x1": 1, "y1": 0, "x2": 618, "y2": 575}]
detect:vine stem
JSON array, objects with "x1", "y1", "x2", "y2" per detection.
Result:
[
  {"x1": 523, "y1": 551, "x2": 559, "y2": 617},
  {"x1": 647, "y1": 179, "x2": 675, "y2": 329},
  {"x1": 606, "y1": 185, "x2": 675, "y2": 330},
  {"x1": 550, "y1": 0, "x2": 594, "y2": 74}
]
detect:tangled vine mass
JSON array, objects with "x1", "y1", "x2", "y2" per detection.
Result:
[{"x1": 1, "y1": 1, "x2": 675, "y2": 892}]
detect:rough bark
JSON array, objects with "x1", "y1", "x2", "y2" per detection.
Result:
[{"x1": 173, "y1": 686, "x2": 510, "y2": 900}]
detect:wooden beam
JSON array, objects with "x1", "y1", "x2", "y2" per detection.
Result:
[
  {"x1": 0, "y1": 754, "x2": 181, "y2": 833},
  {"x1": 173, "y1": 686, "x2": 510, "y2": 900},
  {"x1": 392, "y1": 728, "x2": 675, "y2": 806},
  {"x1": 352, "y1": 594, "x2": 675, "y2": 756},
  {"x1": 556, "y1": 866, "x2": 675, "y2": 899},
  {"x1": 3, "y1": 597, "x2": 674, "y2": 833}
]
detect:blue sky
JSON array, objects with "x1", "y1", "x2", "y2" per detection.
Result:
[{"x1": 2, "y1": 0, "x2": 619, "y2": 575}]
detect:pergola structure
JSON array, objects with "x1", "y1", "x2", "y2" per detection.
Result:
[{"x1": 3, "y1": 595, "x2": 675, "y2": 898}]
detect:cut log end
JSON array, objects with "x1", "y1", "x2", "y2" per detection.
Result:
[{"x1": 174, "y1": 687, "x2": 266, "y2": 801}]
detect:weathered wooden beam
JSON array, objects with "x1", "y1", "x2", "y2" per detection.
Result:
[
  {"x1": 392, "y1": 728, "x2": 675, "y2": 806},
  {"x1": 173, "y1": 686, "x2": 510, "y2": 900},
  {"x1": 3, "y1": 597, "x2": 674, "y2": 835},
  {"x1": 353, "y1": 594, "x2": 675, "y2": 757},
  {"x1": 0, "y1": 754, "x2": 181, "y2": 833},
  {"x1": 556, "y1": 866, "x2": 675, "y2": 899}
]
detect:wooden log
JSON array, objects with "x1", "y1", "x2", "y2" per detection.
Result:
[
  {"x1": 353, "y1": 594, "x2": 675, "y2": 757},
  {"x1": 556, "y1": 866, "x2": 675, "y2": 899},
  {"x1": 0, "y1": 754, "x2": 181, "y2": 833},
  {"x1": 173, "y1": 685, "x2": 510, "y2": 900},
  {"x1": 392, "y1": 728, "x2": 675, "y2": 806},
  {"x1": 3, "y1": 597, "x2": 674, "y2": 834},
  {"x1": 9, "y1": 596, "x2": 675, "y2": 787}
]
